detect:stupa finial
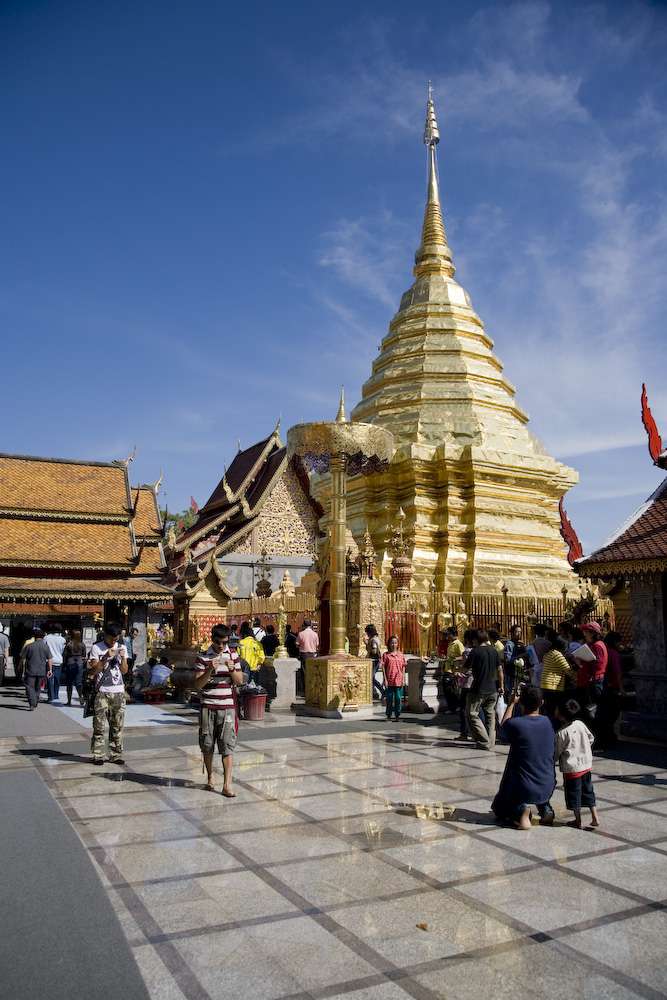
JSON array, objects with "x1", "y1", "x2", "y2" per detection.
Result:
[
  {"x1": 415, "y1": 90, "x2": 454, "y2": 279},
  {"x1": 423, "y1": 82, "x2": 439, "y2": 146},
  {"x1": 336, "y1": 386, "x2": 347, "y2": 423}
]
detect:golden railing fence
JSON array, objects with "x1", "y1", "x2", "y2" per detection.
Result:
[{"x1": 221, "y1": 590, "x2": 614, "y2": 656}]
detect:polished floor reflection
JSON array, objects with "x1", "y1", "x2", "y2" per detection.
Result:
[{"x1": 12, "y1": 723, "x2": 667, "y2": 1000}]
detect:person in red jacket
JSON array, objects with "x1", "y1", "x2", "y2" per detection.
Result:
[{"x1": 573, "y1": 621, "x2": 607, "y2": 727}]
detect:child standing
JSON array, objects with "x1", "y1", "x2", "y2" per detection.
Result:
[
  {"x1": 381, "y1": 636, "x2": 406, "y2": 722},
  {"x1": 554, "y1": 699, "x2": 600, "y2": 829}
]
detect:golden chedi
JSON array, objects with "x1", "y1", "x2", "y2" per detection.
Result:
[{"x1": 317, "y1": 96, "x2": 578, "y2": 597}]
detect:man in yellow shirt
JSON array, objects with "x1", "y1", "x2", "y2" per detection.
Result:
[
  {"x1": 238, "y1": 622, "x2": 265, "y2": 681},
  {"x1": 439, "y1": 627, "x2": 464, "y2": 713}
]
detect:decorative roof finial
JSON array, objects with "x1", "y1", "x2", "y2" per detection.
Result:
[
  {"x1": 140, "y1": 468, "x2": 163, "y2": 496},
  {"x1": 415, "y1": 90, "x2": 454, "y2": 279},
  {"x1": 112, "y1": 444, "x2": 137, "y2": 470},
  {"x1": 273, "y1": 413, "x2": 283, "y2": 447},
  {"x1": 423, "y1": 82, "x2": 439, "y2": 146},
  {"x1": 336, "y1": 386, "x2": 347, "y2": 423}
]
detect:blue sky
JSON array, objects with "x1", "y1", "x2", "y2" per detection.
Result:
[{"x1": 2, "y1": 0, "x2": 666, "y2": 555}]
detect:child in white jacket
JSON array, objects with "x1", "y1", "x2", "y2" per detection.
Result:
[{"x1": 554, "y1": 699, "x2": 600, "y2": 829}]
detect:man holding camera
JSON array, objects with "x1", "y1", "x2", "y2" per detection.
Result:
[
  {"x1": 195, "y1": 624, "x2": 243, "y2": 797},
  {"x1": 88, "y1": 622, "x2": 128, "y2": 764},
  {"x1": 492, "y1": 685, "x2": 556, "y2": 829}
]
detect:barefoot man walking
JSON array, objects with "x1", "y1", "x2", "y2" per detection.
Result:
[{"x1": 195, "y1": 624, "x2": 243, "y2": 797}]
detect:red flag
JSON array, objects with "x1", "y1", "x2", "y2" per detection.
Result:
[
  {"x1": 190, "y1": 496, "x2": 199, "y2": 514},
  {"x1": 177, "y1": 518, "x2": 184, "y2": 533}
]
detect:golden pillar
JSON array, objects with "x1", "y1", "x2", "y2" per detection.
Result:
[{"x1": 287, "y1": 393, "x2": 393, "y2": 714}]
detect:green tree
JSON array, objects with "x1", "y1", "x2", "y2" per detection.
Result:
[{"x1": 159, "y1": 506, "x2": 198, "y2": 535}]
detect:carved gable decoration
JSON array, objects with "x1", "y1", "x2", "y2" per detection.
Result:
[
  {"x1": 228, "y1": 467, "x2": 318, "y2": 558},
  {"x1": 255, "y1": 465, "x2": 318, "y2": 558}
]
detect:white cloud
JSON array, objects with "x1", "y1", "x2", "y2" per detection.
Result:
[{"x1": 319, "y1": 211, "x2": 412, "y2": 309}]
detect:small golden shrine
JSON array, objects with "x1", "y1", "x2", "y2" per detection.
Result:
[{"x1": 314, "y1": 96, "x2": 579, "y2": 598}]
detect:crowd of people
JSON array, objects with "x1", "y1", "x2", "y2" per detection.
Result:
[
  {"x1": 3, "y1": 615, "x2": 624, "y2": 823},
  {"x1": 428, "y1": 620, "x2": 625, "y2": 750},
  {"x1": 362, "y1": 619, "x2": 624, "y2": 830}
]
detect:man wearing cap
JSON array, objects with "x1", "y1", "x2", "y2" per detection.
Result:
[{"x1": 574, "y1": 622, "x2": 608, "y2": 724}]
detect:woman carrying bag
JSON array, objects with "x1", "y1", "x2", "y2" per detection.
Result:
[{"x1": 63, "y1": 630, "x2": 87, "y2": 706}]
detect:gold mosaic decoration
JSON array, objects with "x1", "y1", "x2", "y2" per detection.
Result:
[{"x1": 256, "y1": 468, "x2": 318, "y2": 558}]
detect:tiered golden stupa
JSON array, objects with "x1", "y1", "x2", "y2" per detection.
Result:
[{"x1": 319, "y1": 96, "x2": 578, "y2": 597}]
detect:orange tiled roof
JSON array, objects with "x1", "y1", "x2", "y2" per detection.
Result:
[
  {"x1": 0, "y1": 519, "x2": 134, "y2": 569},
  {"x1": 577, "y1": 477, "x2": 667, "y2": 572},
  {"x1": 134, "y1": 544, "x2": 164, "y2": 575},
  {"x1": 131, "y1": 487, "x2": 162, "y2": 536},
  {"x1": 0, "y1": 455, "x2": 129, "y2": 518},
  {"x1": 0, "y1": 576, "x2": 171, "y2": 600}
]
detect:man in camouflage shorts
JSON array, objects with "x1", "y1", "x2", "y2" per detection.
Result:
[{"x1": 88, "y1": 622, "x2": 128, "y2": 765}]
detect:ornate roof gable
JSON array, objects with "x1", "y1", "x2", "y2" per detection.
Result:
[
  {"x1": 576, "y1": 477, "x2": 667, "y2": 575},
  {"x1": 171, "y1": 426, "x2": 286, "y2": 554}
]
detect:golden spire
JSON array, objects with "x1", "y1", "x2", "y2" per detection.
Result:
[
  {"x1": 415, "y1": 89, "x2": 454, "y2": 279},
  {"x1": 336, "y1": 386, "x2": 347, "y2": 423}
]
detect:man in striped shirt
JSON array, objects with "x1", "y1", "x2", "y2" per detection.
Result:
[{"x1": 195, "y1": 624, "x2": 243, "y2": 796}]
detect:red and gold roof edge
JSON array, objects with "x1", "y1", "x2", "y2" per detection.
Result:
[
  {"x1": 0, "y1": 509, "x2": 132, "y2": 523},
  {"x1": 0, "y1": 580, "x2": 171, "y2": 601},
  {"x1": 578, "y1": 558, "x2": 667, "y2": 579},
  {"x1": 2, "y1": 559, "x2": 137, "y2": 571}
]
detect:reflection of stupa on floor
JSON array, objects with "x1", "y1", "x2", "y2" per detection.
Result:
[{"x1": 315, "y1": 96, "x2": 578, "y2": 597}]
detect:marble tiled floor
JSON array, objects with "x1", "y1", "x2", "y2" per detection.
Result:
[{"x1": 16, "y1": 725, "x2": 667, "y2": 1000}]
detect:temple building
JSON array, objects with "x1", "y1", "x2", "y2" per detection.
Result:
[
  {"x1": 164, "y1": 426, "x2": 321, "y2": 646},
  {"x1": 576, "y1": 395, "x2": 667, "y2": 742},
  {"x1": 0, "y1": 450, "x2": 169, "y2": 660},
  {"x1": 313, "y1": 98, "x2": 578, "y2": 597}
]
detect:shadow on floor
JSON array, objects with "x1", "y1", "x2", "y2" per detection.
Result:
[
  {"x1": 18, "y1": 747, "x2": 91, "y2": 764},
  {"x1": 99, "y1": 771, "x2": 204, "y2": 789},
  {"x1": 599, "y1": 741, "x2": 667, "y2": 769},
  {"x1": 600, "y1": 771, "x2": 667, "y2": 786}
]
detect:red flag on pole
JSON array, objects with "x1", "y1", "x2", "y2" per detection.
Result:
[
  {"x1": 190, "y1": 496, "x2": 199, "y2": 514},
  {"x1": 177, "y1": 518, "x2": 184, "y2": 533}
]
